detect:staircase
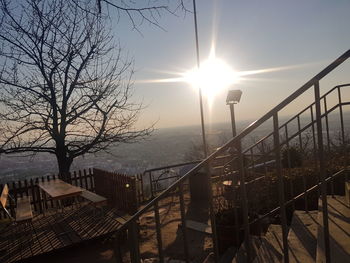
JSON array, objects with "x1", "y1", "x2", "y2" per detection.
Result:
[
  {"x1": 316, "y1": 196, "x2": 350, "y2": 263},
  {"x1": 231, "y1": 195, "x2": 349, "y2": 262},
  {"x1": 112, "y1": 49, "x2": 350, "y2": 263}
]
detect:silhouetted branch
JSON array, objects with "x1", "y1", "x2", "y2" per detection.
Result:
[{"x1": 0, "y1": 0, "x2": 154, "y2": 177}]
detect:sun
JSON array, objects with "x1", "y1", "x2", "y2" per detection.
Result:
[{"x1": 183, "y1": 53, "x2": 239, "y2": 99}]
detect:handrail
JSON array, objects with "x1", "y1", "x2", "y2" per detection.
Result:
[
  {"x1": 143, "y1": 154, "x2": 231, "y2": 175},
  {"x1": 117, "y1": 49, "x2": 350, "y2": 236},
  {"x1": 283, "y1": 83, "x2": 350, "y2": 128},
  {"x1": 240, "y1": 83, "x2": 350, "y2": 156},
  {"x1": 247, "y1": 168, "x2": 349, "y2": 228},
  {"x1": 143, "y1": 160, "x2": 201, "y2": 174},
  {"x1": 218, "y1": 83, "x2": 350, "y2": 174}
]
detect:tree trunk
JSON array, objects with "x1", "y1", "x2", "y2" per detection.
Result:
[{"x1": 56, "y1": 154, "x2": 73, "y2": 183}]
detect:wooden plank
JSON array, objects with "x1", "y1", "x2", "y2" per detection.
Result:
[
  {"x1": 81, "y1": 190, "x2": 107, "y2": 207},
  {"x1": 0, "y1": 184, "x2": 9, "y2": 208},
  {"x1": 0, "y1": 204, "x2": 129, "y2": 263},
  {"x1": 15, "y1": 196, "x2": 33, "y2": 222},
  {"x1": 79, "y1": 170, "x2": 83, "y2": 188},
  {"x1": 84, "y1": 170, "x2": 88, "y2": 190},
  {"x1": 89, "y1": 168, "x2": 94, "y2": 191}
]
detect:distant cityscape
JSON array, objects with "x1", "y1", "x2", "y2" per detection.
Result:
[
  {"x1": 1, "y1": 112, "x2": 349, "y2": 183},
  {"x1": 0, "y1": 122, "x2": 235, "y2": 183}
]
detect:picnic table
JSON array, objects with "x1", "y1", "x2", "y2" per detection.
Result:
[
  {"x1": 38, "y1": 179, "x2": 107, "y2": 214},
  {"x1": 38, "y1": 179, "x2": 83, "y2": 213},
  {"x1": 38, "y1": 179, "x2": 82, "y2": 200}
]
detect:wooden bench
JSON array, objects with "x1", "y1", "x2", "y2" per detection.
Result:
[
  {"x1": 1, "y1": 184, "x2": 33, "y2": 223},
  {"x1": 81, "y1": 190, "x2": 107, "y2": 207}
]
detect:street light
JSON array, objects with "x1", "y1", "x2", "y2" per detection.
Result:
[{"x1": 226, "y1": 90, "x2": 242, "y2": 137}]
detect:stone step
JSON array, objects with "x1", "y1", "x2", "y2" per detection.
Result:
[{"x1": 316, "y1": 195, "x2": 350, "y2": 263}]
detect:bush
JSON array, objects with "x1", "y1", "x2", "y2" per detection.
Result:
[{"x1": 282, "y1": 147, "x2": 302, "y2": 168}]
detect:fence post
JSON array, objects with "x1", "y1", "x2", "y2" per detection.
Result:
[
  {"x1": 314, "y1": 81, "x2": 331, "y2": 263},
  {"x1": 130, "y1": 177, "x2": 138, "y2": 213}
]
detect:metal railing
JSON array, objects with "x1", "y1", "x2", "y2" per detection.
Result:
[
  {"x1": 114, "y1": 49, "x2": 350, "y2": 262},
  {"x1": 139, "y1": 154, "x2": 233, "y2": 200}
]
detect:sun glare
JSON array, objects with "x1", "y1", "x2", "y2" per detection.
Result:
[{"x1": 183, "y1": 55, "x2": 239, "y2": 99}]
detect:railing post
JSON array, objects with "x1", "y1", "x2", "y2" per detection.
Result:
[
  {"x1": 128, "y1": 219, "x2": 140, "y2": 263},
  {"x1": 179, "y1": 183, "x2": 190, "y2": 262},
  {"x1": 338, "y1": 87, "x2": 345, "y2": 145},
  {"x1": 323, "y1": 97, "x2": 331, "y2": 153},
  {"x1": 149, "y1": 172, "x2": 154, "y2": 198},
  {"x1": 206, "y1": 164, "x2": 220, "y2": 262},
  {"x1": 314, "y1": 81, "x2": 331, "y2": 263},
  {"x1": 237, "y1": 140, "x2": 251, "y2": 262},
  {"x1": 284, "y1": 125, "x2": 295, "y2": 211},
  {"x1": 154, "y1": 201, "x2": 164, "y2": 263},
  {"x1": 298, "y1": 116, "x2": 308, "y2": 212},
  {"x1": 337, "y1": 87, "x2": 347, "y2": 168},
  {"x1": 273, "y1": 113, "x2": 289, "y2": 263}
]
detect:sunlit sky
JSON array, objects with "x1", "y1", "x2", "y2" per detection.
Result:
[{"x1": 112, "y1": 0, "x2": 350, "y2": 129}]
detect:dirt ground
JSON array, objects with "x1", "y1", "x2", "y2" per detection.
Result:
[
  {"x1": 137, "y1": 194, "x2": 213, "y2": 262},
  {"x1": 21, "y1": 193, "x2": 214, "y2": 263}
]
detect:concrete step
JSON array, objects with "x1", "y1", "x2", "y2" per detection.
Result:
[
  {"x1": 316, "y1": 195, "x2": 350, "y2": 263},
  {"x1": 233, "y1": 211, "x2": 318, "y2": 263},
  {"x1": 287, "y1": 211, "x2": 318, "y2": 263},
  {"x1": 252, "y1": 224, "x2": 284, "y2": 263},
  {"x1": 231, "y1": 224, "x2": 284, "y2": 263},
  {"x1": 231, "y1": 235, "x2": 263, "y2": 263}
]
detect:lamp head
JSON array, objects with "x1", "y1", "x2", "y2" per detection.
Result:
[{"x1": 226, "y1": 90, "x2": 242, "y2": 105}]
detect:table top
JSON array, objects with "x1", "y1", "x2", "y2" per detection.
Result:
[{"x1": 38, "y1": 179, "x2": 82, "y2": 199}]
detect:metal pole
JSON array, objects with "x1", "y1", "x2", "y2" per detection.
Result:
[
  {"x1": 229, "y1": 104, "x2": 237, "y2": 137},
  {"x1": 314, "y1": 81, "x2": 331, "y2": 263},
  {"x1": 273, "y1": 113, "x2": 289, "y2": 263},
  {"x1": 237, "y1": 141, "x2": 251, "y2": 262},
  {"x1": 192, "y1": 2, "x2": 219, "y2": 261},
  {"x1": 192, "y1": 0, "x2": 207, "y2": 158},
  {"x1": 128, "y1": 220, "x2": 140, "y2": 263},
  {"x1": 154, "y1": 202, "x2": 164, "y2": 263},
  {"x1": 179, "y1": 183, "x2": 190, "y2": 262}
]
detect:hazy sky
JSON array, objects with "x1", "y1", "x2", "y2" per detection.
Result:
[{"x1": 111, "y1": 0, "x2": 350, "y2": 129}]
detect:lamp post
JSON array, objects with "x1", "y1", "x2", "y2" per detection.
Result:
[
  {"x1": 192, "y1": 0, "x2": 207, "y2": 158},
  {"x1": 226, "y1": 90, "x2": 242, "y2": 137}
]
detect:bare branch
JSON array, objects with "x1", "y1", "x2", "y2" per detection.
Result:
[{"x1": 0, "y1": 0, "x2": 154, "y2": 178}]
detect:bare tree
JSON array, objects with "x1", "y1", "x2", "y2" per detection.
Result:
[
  {"x1": 0, "y1": 0, "x2": 154, "y2": 181},
  {"x1": 97, "y1": 0, "x2": 189, "y2": 32}
]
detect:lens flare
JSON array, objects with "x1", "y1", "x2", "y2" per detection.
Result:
[{"x1": 183, "y1": 56, "x2": 239, "y2": 100}]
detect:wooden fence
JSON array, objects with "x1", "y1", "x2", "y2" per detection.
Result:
[{"x1": 94, "y1": 168, "x2": 138, "y2": 214}]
